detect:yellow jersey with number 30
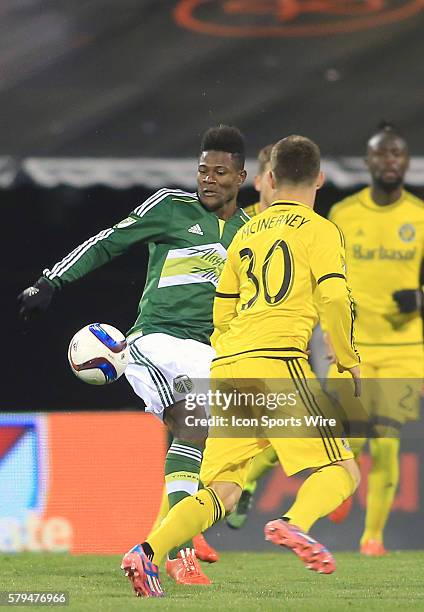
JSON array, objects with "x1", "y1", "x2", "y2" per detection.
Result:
[{"x1": 212, "y1": 200, "x2": 360, "y2": 369}]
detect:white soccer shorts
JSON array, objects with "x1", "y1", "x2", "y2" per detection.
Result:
[{"x1": 125, "y1": 332, "x2": 215, "y2": 419}]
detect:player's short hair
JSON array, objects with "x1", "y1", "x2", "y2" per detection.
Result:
[
  {"x1": 368, "y1": 121, "x2": 408, "y2": 152},
  {"x1": 257, "y1": 144, "x2": 274, "y2": 175},
  {"x1": 271, "y1": 135, "x2": 320, "y2": 186},
  {"x1": 375, "y1": 120, "x2": 400, "y2": 136},
  {"x1": 200, "y1": 125, "x2": 245, "y2": 170}
]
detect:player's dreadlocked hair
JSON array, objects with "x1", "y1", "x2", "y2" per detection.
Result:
[{"x1": 200, "y1": 125, "x2": 245, "y2": 170}]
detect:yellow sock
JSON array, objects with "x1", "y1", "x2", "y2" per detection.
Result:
[
  {"x1": 146, "y1": 488, "x2": 225, "y2": 565},
  {"x1": 245, "y1": 446, "x2": 278, "y2": 489},
  {"x1": 361, "y1": 437, "x2": 399, "y2": 545},
  {"x1": 284, "y1": 464, "x2": 355, "y2": 532},
  {"x1": 149, "y1": 487, "x2": 169, "y2": 534}
]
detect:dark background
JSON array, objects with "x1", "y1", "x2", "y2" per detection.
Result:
[{"x1": 1, "y1": 0, "x2": 424, "y2": 158}]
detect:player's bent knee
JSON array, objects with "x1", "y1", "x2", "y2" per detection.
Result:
[{"x1": 209, "y1": 481, "x2": 242, "y2": 514}]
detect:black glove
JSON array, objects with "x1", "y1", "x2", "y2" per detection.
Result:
[
  {"x1": 17, "y1": 277, "x2": 55, "y2": 319},
  {"x1": 392, "y1": 288, "x2": 423, "y2": 314}
]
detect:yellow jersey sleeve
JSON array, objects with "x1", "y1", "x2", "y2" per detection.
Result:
[{"x1": 311, "y1": 221, "x2": 359, "y2": 369}]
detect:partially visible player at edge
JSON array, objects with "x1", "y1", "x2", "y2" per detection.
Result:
[
  {"x1": 121, "y1": 135, "x2": 361, "y2": 598},
  {"x1": 324, "y1": 123, "x2": 424, "y2": 556},
  {"x1": 243, "y1": 143, "x2": 275, "y2": 217},
  {"x1": 17, "y1": 126, "x2": 249, "y2": 585},
  {"x1": 227, "y1": 142, "x2": 279, "y2": 529}
]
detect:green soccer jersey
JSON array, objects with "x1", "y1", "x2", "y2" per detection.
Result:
[{"x1": 43, "y1": 188, "x2": 249, "y2": 344}]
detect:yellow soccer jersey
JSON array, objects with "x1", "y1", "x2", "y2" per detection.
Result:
[
  {"x1": 212, "y1": 200, "x2": 359, "y2": 368},
  {"x1": 243, "y1": 202, "x2": 260, "y2": 217},
  {"x1": 329, "y1": 187, "x2": 424, "y2": 347}
]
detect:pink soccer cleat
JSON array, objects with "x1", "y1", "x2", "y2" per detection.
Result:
[
  {"x1": 264, "y1": 519, "x2": 336, "y2": 574},
  {"x1": 121, "y1": 545, "x2": 164, "y2": 597}
]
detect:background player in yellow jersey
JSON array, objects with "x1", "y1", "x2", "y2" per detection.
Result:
[
  {"x1": 121, "y1": 136, "x2": 361, "y2": 597},
  {"x1": 243, "y1": 143, "x2": 274, "y2": 217},
  {"x1": 325, "y1": 124, "x2": 424, "y2": 556},
  {"x1": 227, "y1": 142, "x2": 279, "y2": 528}
]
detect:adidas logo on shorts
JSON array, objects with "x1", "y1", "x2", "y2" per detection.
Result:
[{"x1": 188, "y1": 224, "x2": 204, "y2": 236}]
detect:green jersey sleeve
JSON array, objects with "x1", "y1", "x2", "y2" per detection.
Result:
[{"x1": 43, "y1": 189, "x2": 173, "y2": 288}]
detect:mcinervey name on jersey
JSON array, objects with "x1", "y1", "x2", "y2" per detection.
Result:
[
  {"x1": 352, "y1": 244, "x2": 417, "y2": 261},
  {"x1": 241, "y1": 211, "x2": 310, "y2": 237},
  {"x1": 158, "y1": 243, "x2": 228, "y2": 288}
]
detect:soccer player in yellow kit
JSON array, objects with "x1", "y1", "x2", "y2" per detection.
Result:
[
  {"x1": 325, "y1": 124, "x2": 424, "y2": 556},
  {"x1": 227, "y1": 142, "x2": 279, "y2": 528},
  {"x1": 243, "y1": 143, "x2": 274, "y2": 217},
  {"x1": 121, "y1": 136, "x2": 361, "y2": 597}
]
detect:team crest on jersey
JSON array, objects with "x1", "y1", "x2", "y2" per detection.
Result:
[
  {"x1": 173, "y1": 375, "x2": 194, "y2": 394},
  {"x1": 398, "y1": 223, "x2": 415, "y2": 243}
]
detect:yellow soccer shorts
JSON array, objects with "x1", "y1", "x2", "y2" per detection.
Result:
[
  {"x1": 326, "y1": 344, "x2": 423, "y2": 428},
  {"x1": 200, "y1": 356, "x2": 353, "y2": 489}
]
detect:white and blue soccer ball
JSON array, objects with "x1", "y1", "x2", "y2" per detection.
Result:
[{"x1": 68, "y1": 323, "x2": 129, "y2": 385}]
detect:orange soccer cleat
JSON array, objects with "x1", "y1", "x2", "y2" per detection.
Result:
[
  {"x1": 166, "y1": 548, "x2": 212, "y2": 585},
  {"x1": 265, "y1": 519, "x2": 336, "y2": 574},
  {"x1": 360, "y1": 540, "x2": 387, "y2": 556},
  {"x1": 193, "y1": 533, "x2": 219, "y2": 563},
  {"x1": 328, "y1": 496, "x2": 353, "y2": 523}
]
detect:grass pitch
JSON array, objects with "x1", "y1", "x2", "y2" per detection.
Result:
[{"x1": 0, "y1": 552, "x2": 423, "y2": 611}]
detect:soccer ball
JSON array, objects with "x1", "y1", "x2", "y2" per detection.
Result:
[{"x1": 68, "y1": 323, "x2": 129, "y2": 385}]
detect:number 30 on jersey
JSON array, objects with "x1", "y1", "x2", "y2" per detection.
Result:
[{"x1": 239, "y1": 239, "x2": 294, "y2": 310}]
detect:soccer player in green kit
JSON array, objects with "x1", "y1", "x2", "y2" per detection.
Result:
[{"x1": 18, "y1": 126, "x2": 249, "y2": 587}]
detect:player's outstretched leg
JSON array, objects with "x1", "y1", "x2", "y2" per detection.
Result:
[
  {"x1": 122, "y1": 486, "x2": 225, "y2": 593},
  {"x1": 149, "y1": 485, "x2": 218, "y2": 566},
  {"x1": 265, "y1": 519, "x2": 335, "y2": 574},
  {"x1": 121, "y1": 544, "x2": 164, "y2": 598},
  {"x1": 265, "y1": 460, "x2": 360, "y2": 574}
]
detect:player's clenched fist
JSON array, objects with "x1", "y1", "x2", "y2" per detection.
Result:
[{"x1": 17, "y1": 277, "x2": 55, "y2": 319}]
